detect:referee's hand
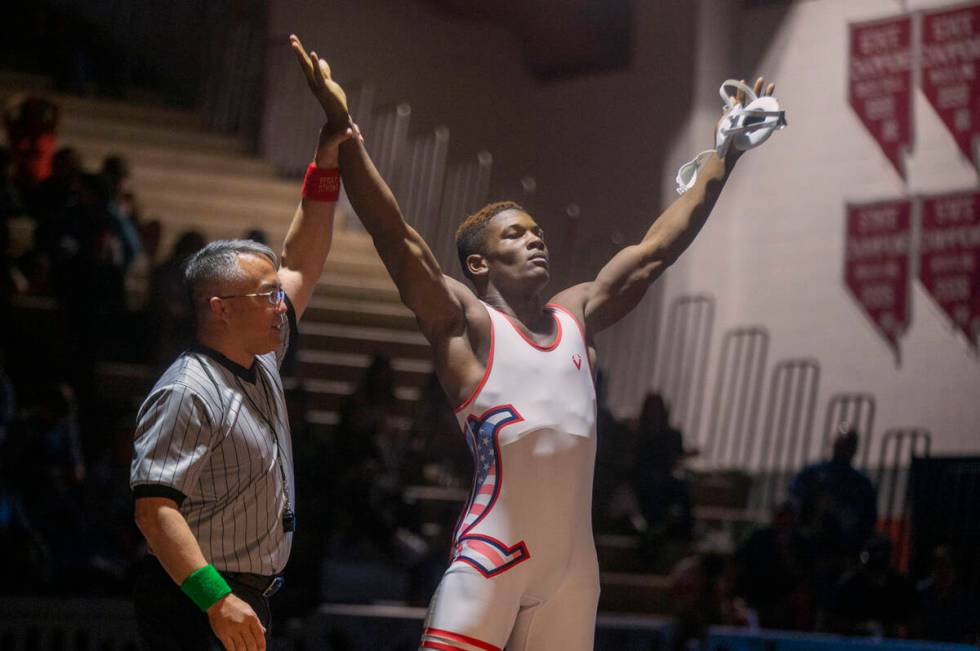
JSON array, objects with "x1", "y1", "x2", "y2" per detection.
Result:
[{"x1": 208, "y1": 593, "x2": 267, "y2": 651}]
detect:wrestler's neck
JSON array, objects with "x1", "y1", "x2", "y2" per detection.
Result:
[
  {"x1": 481, "y1": 284, "x2": 547, "y2": 329},
  {"x1": 196, "y1": 329, "x2": 256, "y2": 370}
]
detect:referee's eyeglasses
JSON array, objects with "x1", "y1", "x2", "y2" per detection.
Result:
[{"x1": 217, "y1": 287, "x2": 285, "y2": 305}]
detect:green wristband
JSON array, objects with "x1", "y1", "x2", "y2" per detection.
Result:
[{"x1": 180, "y1": 564, "x2": 232, "y2": 612}]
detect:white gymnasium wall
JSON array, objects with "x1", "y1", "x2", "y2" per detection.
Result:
[{"x1": 661, "y1": 0, "x2": 980, "y2": 462}]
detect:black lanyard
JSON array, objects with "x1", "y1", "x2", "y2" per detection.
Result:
[{"x1": 237, "y1": 366, "x2": 292, "y2": 512}]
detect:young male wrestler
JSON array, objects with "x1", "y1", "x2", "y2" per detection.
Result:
[{"x1": 290, "y1": 34, "x2": 779, "y2": 651}]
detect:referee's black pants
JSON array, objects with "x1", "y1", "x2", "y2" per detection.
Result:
[{"x1": 133, "y1": 556, "x2": 272, "y2": 651}]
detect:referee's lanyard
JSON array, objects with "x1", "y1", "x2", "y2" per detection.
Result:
[{"x1": 237, "y1": 368, "x2": 296, "y2": 534}]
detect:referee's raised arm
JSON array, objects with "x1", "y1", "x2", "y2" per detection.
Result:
[{"x1": 277, "y1": 122, "x2": 357, "y2": 321}]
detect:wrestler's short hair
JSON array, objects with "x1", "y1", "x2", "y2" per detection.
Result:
[
  {"x1": 455, "y1": 201, "x2": 525, "y2": 281},
  {"x1": 184, "y1": 239, "x2": 278, "y2": 310}
]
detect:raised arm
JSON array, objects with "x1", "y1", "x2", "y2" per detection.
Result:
[
  {"x1": 577, "y1": 78, "x2": 776, "y2": 334},
  {"x1": 288, "y1": 35, "x2": 467, "y2": 341},
  {"x1": 278, "y1": 124, "x2": 353, "y2": 320}
]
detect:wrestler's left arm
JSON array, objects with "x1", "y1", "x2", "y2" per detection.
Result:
[{"x1": 558, "y1": 77, "x2": 774, "y2": 335}]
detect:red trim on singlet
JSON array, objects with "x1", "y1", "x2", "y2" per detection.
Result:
[
  {"x1": 421, "y1": 642, "x2": 469, "y2": 651},
  {"x1": 423, "y1": 628, "x2": 502, "y2": 651},
  {"x1": 454, "y1": 312, "x2": 495, "y2": 414},
  {"x1": 547, "y1": 302, "x2": 595, "y2": 376},
  {"x1": 496, "y1": 305, "x2": 562, "y2": 351}
]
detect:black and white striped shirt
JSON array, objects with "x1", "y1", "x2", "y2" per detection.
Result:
[{"x1": 130, "y1": 299, "x2": 297, "y2": 574}]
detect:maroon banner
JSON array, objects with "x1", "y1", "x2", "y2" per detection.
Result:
[
  {"x1": 919, "y1": 191, "x2": 980, "y2": 348},
  {"x1": 845, "y1": 200, "x2": 913, "y2": 358},
  {"x1": 921, "y1": 4, "x2": 980, "y2": 167},
  {"x1": 849, "y1": 16, "x2": 914, "y2": 178}
]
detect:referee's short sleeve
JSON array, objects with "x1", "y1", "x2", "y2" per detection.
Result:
[{"x1": 130, "y1": 384, "x2": 218, "y2": 504}]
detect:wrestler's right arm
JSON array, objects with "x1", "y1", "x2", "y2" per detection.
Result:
[
  {"x1": 135, "y1": 498, "x2": 267, "y2": 650},
  {"x1": 288, "y1": 37, "x2": 470, "y2": 341}
]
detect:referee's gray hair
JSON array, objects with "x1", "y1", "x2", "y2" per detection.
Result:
[{"x1": 184, "y1": 239, "x2": 278, "y2": 306}]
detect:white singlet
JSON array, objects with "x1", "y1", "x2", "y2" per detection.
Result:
[{"x1": 420, "y1": 302, "x2": 600, "y2": 651}]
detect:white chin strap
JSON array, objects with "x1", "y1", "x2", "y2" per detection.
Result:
[{"x1": 675, "y1": 79, "x2": 787, "y2": 195}]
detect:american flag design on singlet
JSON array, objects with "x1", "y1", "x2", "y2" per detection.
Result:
[{"x1": 451, "y1": 405, "x2": 530, "y2": 577}]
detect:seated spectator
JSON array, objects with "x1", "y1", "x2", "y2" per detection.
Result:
[
  {"x1": 329, "y1": 356, "x2": 405, "y2": 559},
  {"x1": 100, "y1": 155, "x2": 142, "y2": 271},
  {"x1": 0, "y1": 145, "x2": 25, "y2": 220},
  {"x1": 408, "y1": 372, "x2": 469, "y2": 487},
  {"x1": 244, "y1": 227, "x2": 268, "y2": 245},
  {"x1": 632, "y1": 393, "x2": 695, "y2": 542},
  {"x1": 734, "y1": 501, "x2": 814, "y2": 630},
  {"x1": 790, "y1": 426, "x2": 876, "y2": 617},
  {"x1": 918, "y1": 545, "x2": 980, "y2": 644},
  {"x1": 3, "y1": 94, "x2": 59, "y2": 191},
  {"x1": 668, "y1": 551, "x2": 747, "y2": 650},
  {"x1": 147, "y1": 229, "x2": 205, "y2": 365},
  {"x1": 830, "y1": 534, "x2": 919, "y2": 638},
  {"x1": 790, "y1": 426, "x2": 877, "y2": 555},
  {"x1": 3, "y1": 382, "x2": 88, "y2": 590},
  {"x1": 591, "y1": 370, "x2": 635, "y2": 533}
]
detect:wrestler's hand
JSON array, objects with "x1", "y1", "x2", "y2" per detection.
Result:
[
  {"x1": 717, "y1": 76, "x2": 776, "y2": 157},
  {"x1": 314, "y1": 121, "x2": 363, "y2": 168},
  {"x1": 208, "y1": 593, "x2": 266, "y2": 651},
  {"x1": 289, "y1": 34, "x2": 349, "y2": 129}
]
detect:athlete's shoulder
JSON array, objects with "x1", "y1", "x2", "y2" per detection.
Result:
[{"x1": 548, "y1": 283, "x2": 590, "y2": 325}]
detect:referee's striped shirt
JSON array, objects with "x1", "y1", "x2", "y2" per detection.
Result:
[{"x1": 130, "y1": 297, "x2": 298, "y2": 575}]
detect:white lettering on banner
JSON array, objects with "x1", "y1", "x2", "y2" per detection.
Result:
[
  {"x1": 928, "y1": 253, "x2": 975, "y2": 274},
  {"x1": 858, "y1": 206, "x2": 900, "y2": 232},
  {"x1": 921, "y1": 224, "x2": 980, "y2": 251},
  {"x1": 847, "y1": 234, "x2": 911, "y2": 260},
  {"x1": 921, "y1": 36, "x2": 980, "y2": 67},
  {"x1": 930, "y1": 12, "x2": 975, "y2": 42},
  {"x1": 937, "y1": 84, "x2": 970, "y2": 109},
  {"x1": 932, "y1": 276, "x2": 971, "y2": 302},
  {"x1": 850, "y1": 51, "x2": 913, "y2": 79},
  {"x1": 935, "y1": 196, "x2": 975, "y2": 223},
  {"x1": 854, "y1": 77, "x2": 908, "y2": 98},
  {"x1": 860, "y1": 284, "x2": 897, "y2": 309},
  {"x1": 858, "y1": 24, "x2": 905, "y2": 53}
]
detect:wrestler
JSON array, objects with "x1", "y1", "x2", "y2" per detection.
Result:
[{"x1": 290, "y1": 34, "x2": 779, "y2": 650}]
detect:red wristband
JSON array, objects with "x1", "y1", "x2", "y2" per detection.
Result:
[{"x1": 301, "y1": 163, "x2": 340, "y2": 202}]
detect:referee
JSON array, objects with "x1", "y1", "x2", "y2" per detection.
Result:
[{"x1": 130, "y1": 111, "x2": 358, "y2": 649}]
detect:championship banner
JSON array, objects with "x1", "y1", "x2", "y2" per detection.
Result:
[
  {"x1": 849, "y1": 15, "x2": 914, "y2": 178},
  {"x1": 919, "y1": 191, "x2": 980, "y2": 348},
  {"x1": 921, "y1": 4, "x2": 980, "y2": 168},
  {"x1": 845, "y1": 200, "x2": 913, "y2": 359}
]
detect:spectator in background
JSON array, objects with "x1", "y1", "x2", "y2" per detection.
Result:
[
  {"x1": 245, "y1": 228, "x2": 269, "y2": 245},
  {"x1": 591, "y1": 371, "x2": 635, "y2": 534},
  {"x1": 100, "y1": 155, "x2": 142, "y2": 271},
  {"x1": 3, "y1": 94, "x2": 59, "y2": 191},
  {"x1": 408, "y1": 372, "x2": 470, "y2": 487},
  {"x1": 733, "y1": 500, "x2": 814, "y2": 630},
  {"x1": 668, "y1": 551, "x2": 746, "y2": 651},
  {"x1": 29, "y1": 146, "x2": 83, "y2": 285},
  {"x1": 3, "y1": 382, "x2": 88, "y2": 590},
  {"x1": 830, "y1": 534, "x2": 919, "y2": 638},
  {"x1": 790, "y1": 426, "x2": 877, "y2": 555},
  {"x1": 0, "y1": 351, "x2": 15, "y2": 446},
  {"x1": 336, "y1": 355, "x2": 401, "y2": 480},
  {"x1": 329, "y1": 355, "x2": 404, "y2": 558},
  {"x1": 789, "y1": 426, "x2": 877, "y2": 617},
  {"x1": 917, "y1": 545, "x2": 980, "y2": 644},
  {"x1": 633, "y1": 393, "x2": 695, "y2": 542},
  {"x1": 0, "y1": 145, "x2": 25, "y2": 220},
  {"x1": 0, "y1": 146, "x2": 29, "y2": 299},
  {"x1": 147, "y1": 230, "x2": 205, "y2": 365}
]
